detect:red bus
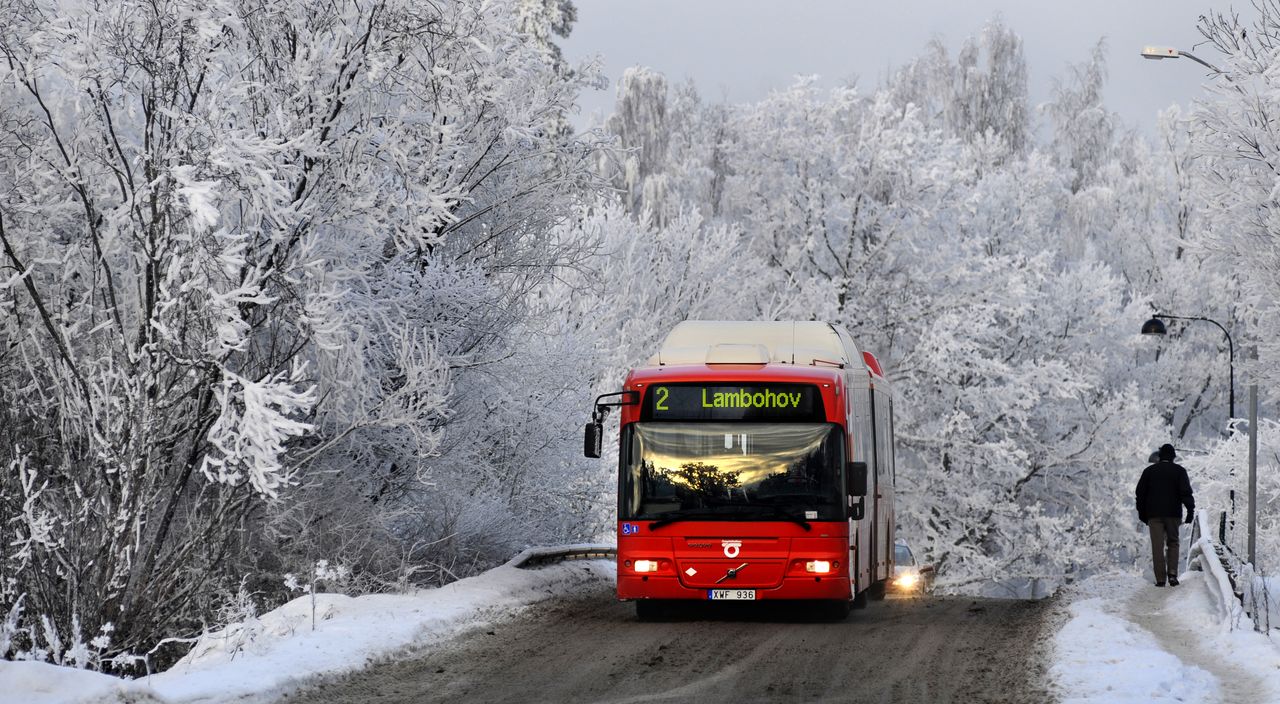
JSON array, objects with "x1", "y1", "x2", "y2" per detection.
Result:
[{"x1": 584, "y1": 321, "x2": 897, "y2": 620}]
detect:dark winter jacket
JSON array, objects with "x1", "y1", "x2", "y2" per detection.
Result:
[{"x1": 1135, "y1": 461, "x2": 1195, "y2": 523}]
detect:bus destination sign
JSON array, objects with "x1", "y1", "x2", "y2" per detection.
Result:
[{"x1": 641, "y1": 384, "x2": 825, "y2": 422}]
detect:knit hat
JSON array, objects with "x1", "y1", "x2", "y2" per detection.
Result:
[{"x1": 1158, "y1": 444, "x2": 1176, "y2": 461}]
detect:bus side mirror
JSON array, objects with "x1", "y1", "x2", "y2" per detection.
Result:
[
  {"x1": 847, "y1": 461, "x2": 868, "y2": 497},
  {"x1": 583, "y1": 390, "x2": 637, "y2": 459},
  {"x1": 584, "y1": 421, "x2": 603, "y2": 458}
]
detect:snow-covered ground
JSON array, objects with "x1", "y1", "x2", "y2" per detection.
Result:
[
  {"x1": 1052, "y1": 570, "x2": 1280, "y2": 703},
  {"x1": 0, "y1": 548, "x2": 614, "y2": 704}
]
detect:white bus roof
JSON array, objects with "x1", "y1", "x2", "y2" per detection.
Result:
[{"x1": 650, "y1": 321, "x2": 859, "y2": 369}]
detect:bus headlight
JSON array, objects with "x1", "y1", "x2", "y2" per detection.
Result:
[
  {"x1": 805, "y1": 560, "x2": 832, "y2": 574},
  {"x1": 634, "y1": 560, "x2": 660, "y2": 573}
]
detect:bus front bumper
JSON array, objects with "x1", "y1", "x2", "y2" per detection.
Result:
[{"x1": 618, "y1": 574, "x2": 852, "y2": 601}]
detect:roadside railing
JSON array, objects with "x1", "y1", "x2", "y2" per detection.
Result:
[
  {"x1": 1213, "y1": 519, "x2": 1277, "y2": 634},
  {"x1": 506, "y1": 544, "x2": 617, "y2": 569},
  {"x1": 1187, "y1": 508, "x2": 1277, "y2": 633},
  {"x1": 1238, "y1": 561, "x2": 1275, "y2": 633}
]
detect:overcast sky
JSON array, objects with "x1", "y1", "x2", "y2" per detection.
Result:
[{"x1": 560, "y1": 0, "x2": 1231, "y2": 133}]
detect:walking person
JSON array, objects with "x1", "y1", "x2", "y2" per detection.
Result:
[{"x1": 1135, "y1": 444, "x2": 1195, "y2": 587}]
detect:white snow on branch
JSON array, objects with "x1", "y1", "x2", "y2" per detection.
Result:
[
  {"x1": 200, "y1": 367, "x2": 316, "y2": 498},
  {"x1": 7, "y1": 454, "x2": 60, "y2": 566},
  {"x1": 170, "y1": 165, "x2": 221, "y2": 231}
]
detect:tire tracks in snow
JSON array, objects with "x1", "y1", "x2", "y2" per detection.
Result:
[{"x1": 288, "y1": 579, "x2": 1057, "y2": 704}]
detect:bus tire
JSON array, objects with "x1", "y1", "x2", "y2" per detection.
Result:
[
  {"x1": 823, "y1": 600, "x2": 852, "y2": 621},
  {"x1": 852, "y1": 589, "x2": 869, "y2": 610},
  {"x1": 635, "y1": 600, "x2": 665, "y2": 622},
  {"x1": 869, "y1": 579, "x2": 887, "y2": 601}
]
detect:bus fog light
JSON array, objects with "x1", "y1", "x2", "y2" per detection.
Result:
[
  {"x1": 805, "y1": 560, "x2": 831, "y2": 574},
  {"x1": 634, "y1": 560, "x2": 659, "y2": 573}
]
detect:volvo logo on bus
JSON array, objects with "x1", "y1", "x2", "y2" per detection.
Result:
[{"x1": 722, "y1": 540, "x2": 742, "y2": 558}]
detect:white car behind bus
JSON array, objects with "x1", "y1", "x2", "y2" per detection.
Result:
[{"x1": 891, "y1": 541, "x2": 934, "y2": 594}]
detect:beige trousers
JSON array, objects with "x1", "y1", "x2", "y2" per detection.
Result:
[{"x1": 1147, "y1": 517, "x2": 1181, "y2": 583}]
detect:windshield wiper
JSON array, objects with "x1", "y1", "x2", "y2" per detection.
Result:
[
  {"x1": 755, "y1": 492, "x2": 833, "y2": 507},
  {"x1": 648, "y1": 509, "x2": 728, "y2": 531},
  {"x1": 647, "y1": 506, "x2": 811, "y2": 531},
  {"x1": 754, "y1": 506, "x2": 812, "y2": 531}
]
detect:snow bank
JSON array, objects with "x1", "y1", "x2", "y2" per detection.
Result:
[
  {"x1": 0, "y1": 660, "x2": 161, "y2": 704},
  {"x1": 0, "y1": 549, "x2": 615, "y2": 704}
]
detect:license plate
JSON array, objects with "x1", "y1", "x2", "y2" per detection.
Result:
[{"x1": 707, "y1": 589, "x2": 756, "y2": 600}]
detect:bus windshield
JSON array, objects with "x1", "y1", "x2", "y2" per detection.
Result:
[{"x1": 620, "y1": 422, "x2": 845, "y2": 522}]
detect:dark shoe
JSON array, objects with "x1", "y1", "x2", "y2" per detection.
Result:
[
  {"x1": 1155, "y1": 582, "x2": 1166, "y2": 587},
  {"x1": 1168, "y1": 577, "x2": 1179, "y2": 586}
]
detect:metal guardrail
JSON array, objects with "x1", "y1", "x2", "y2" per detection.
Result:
[
  {"x1": 506, "y1": 544, "x2": 617, "y2": 570},
  {"x1": 1207, "y1": 515, "x2": 1275, "y2": 633}
]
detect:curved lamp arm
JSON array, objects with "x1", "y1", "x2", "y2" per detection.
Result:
[{"x1": 1151, "y1": 313, "x2": 1235, "y2": 420}]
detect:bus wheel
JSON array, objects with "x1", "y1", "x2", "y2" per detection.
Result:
[
  {"x1": 635, "y1": 600, "x2": 665, "y2": 622},
  {"x1": 852, "y1": 589, "x2": 869, "y2": 610},
  {"x1": 823, "y1": 600, "x2": 852, "y2": 621},
  {"x1": 869, "y1": 580, "x2": 887, "y2": 601}
]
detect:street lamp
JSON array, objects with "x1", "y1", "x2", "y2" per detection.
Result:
[
  {"x1": 1142, "y1": 312, "x2": 1246, "y2": 560},
  {"x1": 1141, "y1": 314, "x2": 1235, "y2": 420},
  {"x1": 1140, "y1": 45, "x2": 1225, "y2": 74}
]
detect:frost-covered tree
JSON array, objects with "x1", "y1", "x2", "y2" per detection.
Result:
[
  {"x1": 601, "y1": 67, "x2": 675, "y2": 220},
  {"x1": 546, "y1": 202, "x2": 767, "y2": 383},
  {"x1": 0, "y1": 0, "x2": 603, "y2": 665},
  {"x1": 891, "y1": 18, "x2": 1030, "y2": 157},
  {"x1": 1044, "y1": 41, "x2": 1116, "y2": 195},
  {"x1": 1190, "y1": 4, "x2": 1280, "y2": 395}
]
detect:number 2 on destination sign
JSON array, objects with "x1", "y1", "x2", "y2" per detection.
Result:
[{"x1": 655, "y1": 386, "x2": 669, "y2": 411}]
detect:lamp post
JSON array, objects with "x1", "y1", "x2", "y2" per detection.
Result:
[
  {"x1": 1141, "y1": 314, "x2": 1235, "y2": 421},
  {"x1": 1141, "y1": 46, "x2": 1259, "y2": 568}
]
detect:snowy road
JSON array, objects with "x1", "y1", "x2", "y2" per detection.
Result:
[{"x1": 286, "y1": 580, "x2": 1056, "y2": 704}]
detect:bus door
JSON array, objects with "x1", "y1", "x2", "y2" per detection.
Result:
[
  {"x1": 870, "y1": 388, "x2": 894, "y2": 581},
  {"x1": 849, "y1": 385, "x2": 875, "y2": 590},
  {"x1": 869, "y1": 388, "x2": 881, "y2": 581}
]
